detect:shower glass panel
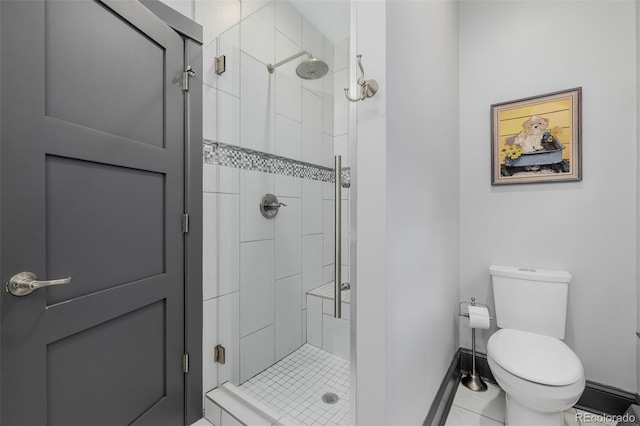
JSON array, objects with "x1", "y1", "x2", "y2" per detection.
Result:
[{"x1": 201, "y1": 0, "x2": 353, "y2": 424}]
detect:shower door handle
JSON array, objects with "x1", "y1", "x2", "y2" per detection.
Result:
[
  {"x1": 334, "y1": 155, "x2": 343, "y2": 319},
  {"x1": 6, "y1": 272, "x2": 73, "y2": 296}
]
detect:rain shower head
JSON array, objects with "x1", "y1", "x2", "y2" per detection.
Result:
[
  {"x1": 295, "y1": 58, "x2": 329, "y2": 80},
  {"x1": 267, "y1": 50, "x2": 329, "y2": 80}
]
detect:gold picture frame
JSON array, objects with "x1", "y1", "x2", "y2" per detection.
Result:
[{"x1": 491, "y1": 88, "x2": 582, "y2": 185}]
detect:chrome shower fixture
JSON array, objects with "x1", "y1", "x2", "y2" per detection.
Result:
[{"x1": 267, "y1": 50, "x2": 329, "y2": 80}]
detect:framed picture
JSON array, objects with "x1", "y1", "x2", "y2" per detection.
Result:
[{"x1": 491, "y1": 87, "x2": 582, "y2": 185}]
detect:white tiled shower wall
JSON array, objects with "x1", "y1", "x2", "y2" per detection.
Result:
[{"x1": 198, "y1": 0, "x2": 351, "y2": 400}]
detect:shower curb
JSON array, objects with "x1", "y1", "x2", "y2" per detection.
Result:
[
  {"x1": 206, "y1": 383, "x2": 283, "y2": 426},
  {"x1": 423, "y1": 347, "x2": 639, "y2": 425}
]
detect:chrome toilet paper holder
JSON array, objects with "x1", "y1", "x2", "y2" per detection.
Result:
[
  {"x1": 458, "y1": 297, "x2": 493, "y2": 320},
  {"x1": 458, "y1": 297, "x2": 493, "y2": 392}
]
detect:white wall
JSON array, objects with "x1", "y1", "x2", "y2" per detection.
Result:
[
  {"x1": 386, "y1": 1, "x2": 460, "y2": 424},
  {"x1": 354, "y1": 1, "x2": 461, "y2": 424},
  {"x1": 353, "y1": 1, "x2": 388, "y2": 424},
  {"x1": 460, "y1": 1, "x2": 637, "y2": 392}
]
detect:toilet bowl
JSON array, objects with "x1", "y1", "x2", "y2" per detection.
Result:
[
  {"x1": 487, "y1": 328, "x2": 585, "y2": 425},
  {"x1": 487, "y1": 265, "x2": 585, "y2": 425}
]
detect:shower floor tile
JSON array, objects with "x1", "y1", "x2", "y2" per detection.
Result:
[{"x1": 239, "y1": 343, "x2": 350, "y2": 426}]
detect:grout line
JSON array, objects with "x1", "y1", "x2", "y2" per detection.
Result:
[
  {"x1": 240, "y1": 322, "x2": 275, "y2": 342},
  {"x1": 240, "y1": 237, "x2": 275, "y2": 244},
  {"x1": 275, "y1": 272, "x2": 302, "y2": 282},
  {"x1": 450, "y1": 405, "x2": 504, "y2": 425},
  {"x1": 215, "y1": 85, "x2": 241, "y2": 100},
  {"x1": 275, "y1": 111, "x2": 302, "y2": 126}
]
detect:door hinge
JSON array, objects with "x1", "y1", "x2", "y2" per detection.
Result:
[
  {"x1": 183, "y1": 353, "x2": 189, "y2": 373},
  {"x1": 182, "y1": 213, "x2": 189, "y2": 234},
  {"x1": 214, "y1": 344, "x2": 226, "y2": 364},
  {"x1": 215, "y1": 55, "x2": 226, "y2": 75},
  {"x1": 182, "y1": 65, "x2": 195, "y2": 92}
]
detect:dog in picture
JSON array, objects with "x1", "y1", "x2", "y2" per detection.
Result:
[{"x1": 512, "y1": 115, "x2": 548, "y2": 153}]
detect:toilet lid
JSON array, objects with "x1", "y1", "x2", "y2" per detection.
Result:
[{"x1": 487, "y1": 329, "x2": 584, "y2": 386}]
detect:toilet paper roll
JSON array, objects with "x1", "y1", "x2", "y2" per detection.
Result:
[{"x1": 467, "y1": 306, "x2": 490, "y2": 329}]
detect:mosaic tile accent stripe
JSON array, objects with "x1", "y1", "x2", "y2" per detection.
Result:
[{"x1": 203, "y1": 141, "x2": 350, "y2": 184}]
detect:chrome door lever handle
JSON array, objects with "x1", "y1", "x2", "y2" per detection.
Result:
[{"x1": 6, "y1": 272, "x2": 73, "y2": 296}]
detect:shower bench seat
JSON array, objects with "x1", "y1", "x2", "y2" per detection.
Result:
[{"x1": 306, "y1": 282, "x2": 351, "y2": 361}]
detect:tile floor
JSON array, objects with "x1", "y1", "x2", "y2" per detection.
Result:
[
  {"x1": 239, "y1": 344, "x2": 350, "y2": 426},
  {"x1": 191, "y1": 344, "x2": 350, "y2": 426},
  {"x1": 194, "y1": 363, "x2": 620, "y2": 426},
  {"x1": 445, "y1": 381, "x2": 619, "y2": 426}
]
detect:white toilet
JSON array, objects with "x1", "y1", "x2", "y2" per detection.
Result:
[{"x1": 487, "y1": 265, "x2": 585, "y2": 426}]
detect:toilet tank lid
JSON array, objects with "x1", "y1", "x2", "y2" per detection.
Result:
[
  {"x1": 489, "y1": 265, "x2": 572, "y2": 283},
  {"x1": 488, "y1": 329, "x2": 584, "y2": 386}
]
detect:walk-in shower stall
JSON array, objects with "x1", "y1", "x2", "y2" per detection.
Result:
[{"x1": 200, "y1": 1, "x2": 354, "y2": 423}]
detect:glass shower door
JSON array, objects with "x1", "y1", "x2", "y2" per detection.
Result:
[{"x1": 201, "y1": 1, "x2": 353, "y2": 424}]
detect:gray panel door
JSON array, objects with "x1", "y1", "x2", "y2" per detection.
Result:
[{"x1": 0, "y1": 1, "x2": 186, "y2": 424}]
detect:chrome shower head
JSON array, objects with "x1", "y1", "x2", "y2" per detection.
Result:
[
  {"x1": 267, "y1": 50, "x2": 328, "y2": 80},
  {"x1": 296, "y1": 58, "x2": 329, "y2": 80}
]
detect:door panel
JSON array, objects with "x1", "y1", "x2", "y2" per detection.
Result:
[
  {"x1": 45, "y1": 0, "x2": 165, "y2": 147},
  {"x1": 46, "y1": 156, "x2": 165, "y2": 305},
  {"x1": 47, "y1": 300, "x2": 166, "y2": 426},
  {"x1": 1, "y1": 1, "x2": 186, "y2": 424}
]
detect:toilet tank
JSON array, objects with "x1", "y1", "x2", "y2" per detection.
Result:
[{"x1": 489, "y1": 265, "x2": 572, "y2": 339}]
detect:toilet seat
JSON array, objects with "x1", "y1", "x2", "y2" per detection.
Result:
[{"x1": 487, "y1": 329, "x2": 583, "y2": 386}]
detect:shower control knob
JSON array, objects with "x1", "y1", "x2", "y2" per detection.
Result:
[{"x1": 260, "y1": 194, "x2": 285, "y2": 219}]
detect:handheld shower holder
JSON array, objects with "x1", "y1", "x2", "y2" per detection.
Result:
[{"x1": 345, "y1": 54, "x2": 378, "y2": 102}]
